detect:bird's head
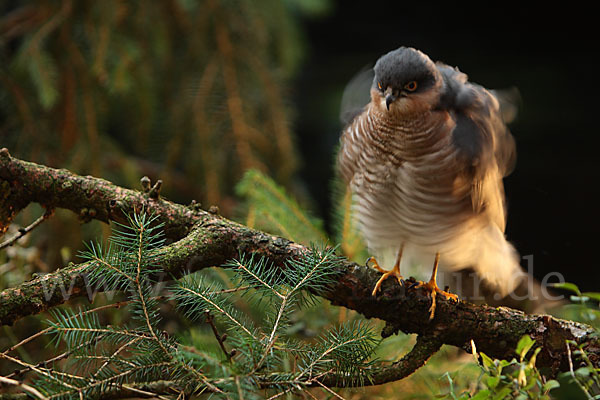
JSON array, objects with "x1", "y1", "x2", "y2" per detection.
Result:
[{"x1": 372, "y1": 47, "x2": 442, "y2": 116}]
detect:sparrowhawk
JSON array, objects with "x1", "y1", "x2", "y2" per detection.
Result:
[{"x1": 337, "y1": 47, "x2": 524, "y2": 318}]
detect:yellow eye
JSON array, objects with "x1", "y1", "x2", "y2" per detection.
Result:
[
  {"x1": 404, "y1": 81, "x2": 418, "y2": 91},
  {"x1": 377, "y1": 82, "x2": 383, "y2": 91}
]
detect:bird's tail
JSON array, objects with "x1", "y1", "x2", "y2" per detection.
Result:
[{"x1": 474, "y1": 224, "x2": 525, "y2": 296}]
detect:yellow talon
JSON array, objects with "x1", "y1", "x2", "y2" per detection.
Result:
[
  {"x1": 368, "y1": 245, "x2": 404, "y2": 296},
  {"x1": 413, "y1": 252, "x2": 459, "y2": 320}
]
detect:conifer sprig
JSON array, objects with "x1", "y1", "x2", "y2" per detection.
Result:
[{"x1": 30, "y1": 211, "x2": 380, "y2": 398}]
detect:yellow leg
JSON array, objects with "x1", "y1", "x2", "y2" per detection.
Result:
[
  {"x1": 369, "y1": 244, "x2": 404, "y2": 296},
  {"x1": 414, "y1": 252, "x2": 458, "y2": 320}
]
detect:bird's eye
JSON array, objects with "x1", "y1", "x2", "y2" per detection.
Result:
[
  {"x1": 377, "y1": 82, "x2": 383, "y2": 91},
  {"x1": 404, "y1": 81, "x2": 418, "y2": 92}
]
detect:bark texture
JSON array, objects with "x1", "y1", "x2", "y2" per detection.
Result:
[{"x1": 1, "y1": 148, "x2": 598, "y2": 378}]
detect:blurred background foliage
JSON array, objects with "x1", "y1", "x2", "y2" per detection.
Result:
[
  {"x1": 0, "y1": 0, "x2": 330, "y2": 210},
  {"x1": 1, "y1": 1, "x2": 599, "y2": 399},
  {"x1": 0, "y1": 0, "x2": 331, "y2": 269}
]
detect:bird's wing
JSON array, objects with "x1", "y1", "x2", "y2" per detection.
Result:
[
  {"x1": 339, "y1": 66, "x2": 374, "y2": 125},
  {"x1": 436, "y1": 63, "x2": 517, "y2": 229}
]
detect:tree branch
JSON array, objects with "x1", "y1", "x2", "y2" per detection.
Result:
[
  {"x1": 317, "y1": 334, "x2": 443, "y2": 387},
  {"x1": 0, "y1": 148, "x2": 199, "y2": 240},
  {"x1": 1, "y1": 149, "x2": 598, "y2": 378}
]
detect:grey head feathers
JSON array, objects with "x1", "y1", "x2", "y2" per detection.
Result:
[
  {"x1": 373, "y1": 47, "x2": 439, "y2": 93},
  {"x1": 339, "y1": 47, "x2": 440, "y2": 125}
]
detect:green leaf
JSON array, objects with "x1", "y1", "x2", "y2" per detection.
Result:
[
  {"x1": 550, "y1": 282, "x2": 581, "y2": 295},
  {"x1": 492, "y1": 387, "x2": 512, "y2": 400},
  {"x1": 471, "y1": 389, "x2": 491, "y2": 400},
  {"x1": 499, "y1": 359, "x2": 513, "y2": 368},
  {"x1": 516, "y1": 335, "x2": 535, "y2": 360},
  {"x1": 485, "y1": 375, "x2": 500, "y2": 389},
  {"x1": 582, "y1": 292, "x2": 600, "y2": 302},
  {"x1": 479, "y1": 352, "x2": 495, "y2": 370},
  {"x1": 542, "y1": 379, "x2": 560, "y2": 392}
]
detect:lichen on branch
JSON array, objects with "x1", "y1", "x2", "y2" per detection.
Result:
[{"x1": 1, "y1": 149, "x2": 599, "y2": 380}]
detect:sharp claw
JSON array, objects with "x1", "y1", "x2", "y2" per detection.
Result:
[
  {"x1": 370, "y1": 269, "x2": 404, "y2": 297},
  {"x1": 428, "y1": 290, "x2": 437, "y2": 320},
  {"x1": 411, "y1": 279, "x2": 458, "y2": 320},
  {"x1": 368, "y1": 247, "x2": 404, "y2": 297}
]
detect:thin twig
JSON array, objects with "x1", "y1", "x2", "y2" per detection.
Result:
[
  {"x1": 2, "y1": 299, "x2": 139, "y2": 357},
  {"x1": 92, "y1": 336, "x2": 142, "y2": 379},
  {"x1": 135, "y1": 219, "x2": 170, "y2": 356},
  {"x1": 0, "y1": 375, "x2": 48, "y2": 399},
  {"x1": 254, "y1": 253, "x2": 330, "y2": 375},
  {"x1": 234, "y1": 376, "x2": 244, "y2": 400},
  {"x1": 0, "y1": 208, "x2": 53, "y2": 250},
  {"x1": 0, "y1": 352, "x2": 82, "y2": 391},
  {"x1": 177, "y1": 286, "x2": 257, "y2": 340},
  {"x1": 566, "y1": 340, "x2": 594, "y2": 400},
  {"x1": 205, "y1": 311, "x2": 232, "y2": 362},
  {"x1": 48, "y1": 362, "x2": 172, "y2": 399},
  {"x1": 120, "y1": 383, "x2": 171, "y2": 400},
  {"x1": 234, "y1": 260, "x2": 283, "y2": 298},
  {"x1": 314, "y1": 380, "x2": 346, "y2": 400},
  {"x1": 177, "y1": 362, "x2": 229, "y2": 397},
  {"x1": 211, "y1": 285, "x2": 254, "y2": 295},
  {"x1": 265, "y1": 386, "x2": 295, "y2": 400},
  {"x1": 5, "y1": 336, "x2": 103, "y2": 380},
  {"x1": 253, "y1": 333, "x2": 278, "y2": 374},
  {"x1": 301, "y1": 388, "x2": 320, "y2": 400}
]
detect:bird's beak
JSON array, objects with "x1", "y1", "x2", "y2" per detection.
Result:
[{"x1": 385, "y1": 94, "x2": 396, "y2": 110}]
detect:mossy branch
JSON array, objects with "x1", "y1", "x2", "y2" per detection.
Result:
[{"x1": 1, "y1": 148, "x2": 598, "y2": 380}]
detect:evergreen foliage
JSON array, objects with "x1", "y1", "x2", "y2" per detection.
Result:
[
  {"x1": 32, "y1": 210, "x2": 379, "y2": 398},
  {"x1": 0, "y1": 0, "x2": 329, "y2": 208}
]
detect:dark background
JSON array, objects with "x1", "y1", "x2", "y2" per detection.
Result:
[{"x1": 293, "y1": 3, "x2": 600, "y2": 291}]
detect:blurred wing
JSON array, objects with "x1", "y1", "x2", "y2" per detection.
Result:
[
  {"x1": 339, "y1": 66, "x2": 374, "y2": 125},
  {"x1": 491, "y1": 86, "x2": 522, "y2": 125},
  {"x1": 437, "y1": 63, "x2": 517, "y2": 228}
]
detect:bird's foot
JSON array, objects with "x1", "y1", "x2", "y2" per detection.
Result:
[
  {"x1": 412, "y1": 278, "x2": 458, "y2": 320},
  {"x1": 367, "y1": 256, "x2": 404, "y2": 296}
]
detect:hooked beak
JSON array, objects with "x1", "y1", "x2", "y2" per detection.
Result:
[{"x1": 385, "y1": 94, "x2": 396, "y2": 110}]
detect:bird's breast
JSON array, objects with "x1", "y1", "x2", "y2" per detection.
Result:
[{"x1": 345, "y1": 109, "x2": 474, "y2": 247}]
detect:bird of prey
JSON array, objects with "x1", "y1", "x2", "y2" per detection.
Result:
[{"x1": 337, "y1": 47, "x2": 524, "y2": 318}]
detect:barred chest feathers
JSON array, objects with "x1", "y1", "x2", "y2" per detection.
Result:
[
  {"x1": 338, "y1": 104, "x2": 515, "y2": 291},
  {"x1": 341, "y1": 105, "x2": 473, "y2": 238}
]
